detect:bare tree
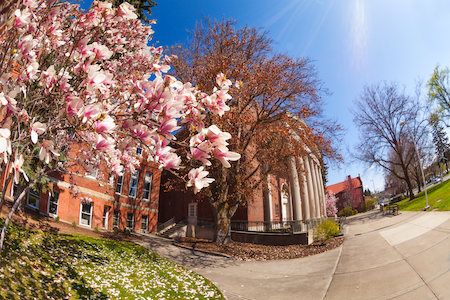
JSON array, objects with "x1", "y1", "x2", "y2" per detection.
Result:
[{"x1": 352, "y1": 82, "x2": 428, "y2": 200}]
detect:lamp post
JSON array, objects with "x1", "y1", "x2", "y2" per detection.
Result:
[
  {"x1": 370, "y1": 179, "x2": 376, "y2": 195},
  {"x1": 400, "y1": 121, "x2": 429, "y2": 210}
]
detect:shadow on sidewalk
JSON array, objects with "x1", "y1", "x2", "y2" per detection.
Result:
[{"x1": 135, "y1": 234, "x2": 240, "y2": 269}]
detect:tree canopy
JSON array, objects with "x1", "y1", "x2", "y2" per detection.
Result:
[
  {"x1": 352, "y1": 82, "x2": 428, "y2": 200},
  {"x1": 0, "y1": 0, "x2": 237, "y2": 249},
  {"x1": 169, "y1": 17, "x2": 343, "y2": 243}
]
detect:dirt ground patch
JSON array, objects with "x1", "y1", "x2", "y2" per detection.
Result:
[{"x1": 176, "y1": 236, "x2": 345, "y2": 261}]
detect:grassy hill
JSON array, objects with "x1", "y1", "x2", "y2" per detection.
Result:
[
  {"x1": 398, "y1": 179, "x2": 450, "y2": 211},
  {"x1": 0, "y1": 220, "x2": 224, "y2": 299}
]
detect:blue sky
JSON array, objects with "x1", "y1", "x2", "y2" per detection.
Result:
[{"x1": 82, "y1": 0, "x2": 450, "y2": 192}]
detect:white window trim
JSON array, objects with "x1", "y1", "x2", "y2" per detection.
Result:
[
  {"x1": 113, "y1": 210, "x2": 120, "y2": 228},
  {"x1": 79, "y1": 202, "x2": 93, "y2": 227},
  {"x1": 188, "y1": 203, "x2": 198, "y2": 218},
  {"x1": 85, "y1": 167, "x2": 99, "y2": 179},
  {"x1": 142, "y1": 172, "x2": 153, "y2": 201},
  {"x1": 141, "y1": 214, "x2": 148, "y2": 232},
  {"x1": 126, "y1": 212, "x2": 134, "y2": 230},
  {"x1": 128, "y1": 170, "x2": 139, "y2": 198},
  {"x1": 27, "y1": 189, "x2": 40, "y2": 209},
  {"x1": 47, "y1": 192, "x2": 59, "y2": 218},
  {"x1": 116, "y1": 173, "x2": 124, "y2": 195}
]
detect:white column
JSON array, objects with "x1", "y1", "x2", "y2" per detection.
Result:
[
  {"x1": 304, "y1": 156, "x2": 317, "y2": 219},
  {"x1": 289, "y1": 156, "x2": 302, "y2": 221},
  {"x1": 317, "y1": 166, "x2": 327, "y2": 217},
  {"x1": 310, "y1": 159, "x2": 322, "y2": 218},
  {"x1": 313, "y1": 162, "x2": 325, "y2": 218},
  {"x1": 263, "y1": 174, "x2": 273, "y2": 222},
  {"x1": 298, "y1": 157, "x2": 310, "y2": 220}
]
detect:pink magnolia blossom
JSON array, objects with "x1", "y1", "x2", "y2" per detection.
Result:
[
  {"x1": 190, "y1": 142, "x2": 212, "y2": 166},
  {"x1": 212, "y1": 147, "x2": 241, "y2": 168},
  {"x1": 0, "y1": 0, "x2": 238, "y2": 196},
  {"x1": 0, "y1": 128, "x2": 11, "y2": 163},
  {"x1": 110, "y1": 158, "x2": 123, "y2": 175},
  {"x1": 206, "y1": 125, "x2": 232, "y2": 150},
  {"x1": 96, "y1": 135, "x2": 114, "y2": 153},
  {"x1": 158, "y1": 152, "x2": 181, "y2": 170},
  {"x1": 90, "y1": 42, "x2": 113, "y2": 60},
  {"x1": 95, "y1": 116, "x2": 115, "y2": 135},
  {"x1": 10, "y1": 152, "x2": 28, "y2": 184},
  {"x1": 81, "y1": 103, "x2": 102, "y2": 123},
  {"x1": 159, "y1": 119, "x2": 180, "y2": 139},
  {"x1": 39, "y1": 139, "x2": 59, "y2": 164},
  {"x1": 66, "y1": 96, "x2": 84, "y2": 116},
  {"x1": 14, "y1": 8, "x2": 32, "y2": 28},
  {"x1": 187, "y1": 166, "x2": 214, "y2": 194},
  {"x1": 30, "y1": 122, "x2": 46, "y2": 144},
  {"x1": 325, "y1": 190, "x2": 338, "y2": 217},
  {"x1": 216, "y1": 73, "x2": 232, "y2": 88},
  {"x1": 117, "y1": 2, "x2": 138, "y2": 19}
]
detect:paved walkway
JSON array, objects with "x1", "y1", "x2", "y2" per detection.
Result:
[{"x1": 138, "y1": 210, "x2": 450, "y2": 299}]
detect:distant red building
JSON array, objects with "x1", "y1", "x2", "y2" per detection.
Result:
[{"x1": 326, "y1": 175, "x2": 365, "y2": 212}]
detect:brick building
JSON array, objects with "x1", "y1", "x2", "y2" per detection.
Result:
[
  {"x1": 326, "y1": 175, "x2": 365, "y2": 213},
  {"x1": 8, "y1": 147, "x2": 161, "y2": 233},
  {"x1": 158, "y1": 153, "x2": 327, "y2": 228}
]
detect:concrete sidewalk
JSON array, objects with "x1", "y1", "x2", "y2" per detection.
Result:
[{"x1": 138, "y1": 210, "x2": 450, "y2": 300}]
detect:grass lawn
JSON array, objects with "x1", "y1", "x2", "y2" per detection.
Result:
[
  {"x1": 398, "y1": 179, "x2": 450, "y2": 211},
  {"x1": 0, "y1": 220, "x2": 224, "y2": 300}
]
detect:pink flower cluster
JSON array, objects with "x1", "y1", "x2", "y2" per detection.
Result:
[{"x1": 0, "y1": 0, "x2": 240, "y2": 193}]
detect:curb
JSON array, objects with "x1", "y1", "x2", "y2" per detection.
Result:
[{"x1": 173, "y1": 242, "x2": 234, "y2": 259}]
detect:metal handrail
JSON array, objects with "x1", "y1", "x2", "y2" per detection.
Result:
[{"x1": 157, "y1": 217, "x2": 175, "y2": 232}]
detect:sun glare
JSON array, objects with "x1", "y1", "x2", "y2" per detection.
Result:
[{"x1": 350, "y1": 0, "x2": 369, "y2": 71}]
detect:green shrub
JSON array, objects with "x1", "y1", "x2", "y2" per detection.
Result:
[
  {"x1": 72, "y1": 221, "x2": 77, "y2": 228},
  {"x1": 337, "y1": 206, "x2": 356, "y2": 217},
  {"x1": 94, "y1": 227, "x2": 100, "y2": 234},
  {"x1": 55, "y1": 216, "x2": 60, "y2": 222},
  {"x1": 365, "y1": 199, "x2": 375, "y2": 211},
  {"x1": 314, "y1": 219, "x2": 340, "y2": 241}
]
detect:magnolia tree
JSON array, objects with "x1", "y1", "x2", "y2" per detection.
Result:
[
  {"x1": 0, "y1": 0, "x2": 239, "y2": 250},
  {"x1": 325, "y1": 190, "x2": 337, "y2": 217}
]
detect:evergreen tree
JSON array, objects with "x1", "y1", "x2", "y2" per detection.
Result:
[{"x1": 429, "y1": 113, "x2": 449, "y2": 173}]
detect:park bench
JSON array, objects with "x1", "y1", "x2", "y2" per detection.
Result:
[{"x1": 383, "y1": 204, "x2": 399, "y2": 216}]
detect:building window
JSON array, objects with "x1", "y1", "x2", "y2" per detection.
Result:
[
  {"x1": 86, "y1": 164, "x2": 99, "y2": 179},
  {"x1": 27, "y1": 188, "x2": 40, "y2": 209},
  {"x1": 128, "y1": 170, "x2": 139, "y2": 197},
  {"x1": 80, "y1": 203, "x2": 93, "y2": 227},
  {"x1": 113, "y1": 210, "x2": 120, "y2": 228},
  {"x1": 136, "y1": 147, "x2": 142, "y2": 155},
  {"x1": 188, "y1": 203, "x2": 197, "y2": 218},
  {"x1": 103, "y1": 206, "x2": 110, "y2": 230},
  {"x1": 116, "y1": 173, "x2": 124, "y2": 194},
  {"x1": 143, "y1": 172, "x2": 152, "y2": 200},
  {"x1": 275, "y1": 204, "x2": 279, "y2": 217},
  {"x1": 126, "y1": 213, "x2": 134, "y2": 230},
  {"x1": 141, "y1": 215, "x2": 148, "y2": 231},
  {"x1": 48, "y1": 192, "x2": 59, "y2": 217}
]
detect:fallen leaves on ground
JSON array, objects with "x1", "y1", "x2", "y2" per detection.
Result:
[{"x1": 176, "y1": 237, "x2": 345, "y2": 261}]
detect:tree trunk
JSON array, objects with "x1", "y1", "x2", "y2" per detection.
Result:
[
  {"x1": 0, "y1": 167, "x2": 12, "y2": 213},
  {"x1": 0, "y1": 169, "x2": 45, "y2": 251},
  {"x1": 209, "y1": 181, "x2": 238, "y2": 244},
  {"x1": 212, "y1": 204, "x2": 233, "y2": 244},
  {"x1": 406, "y1": 179, "x2": 414, "y2": 200}
]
